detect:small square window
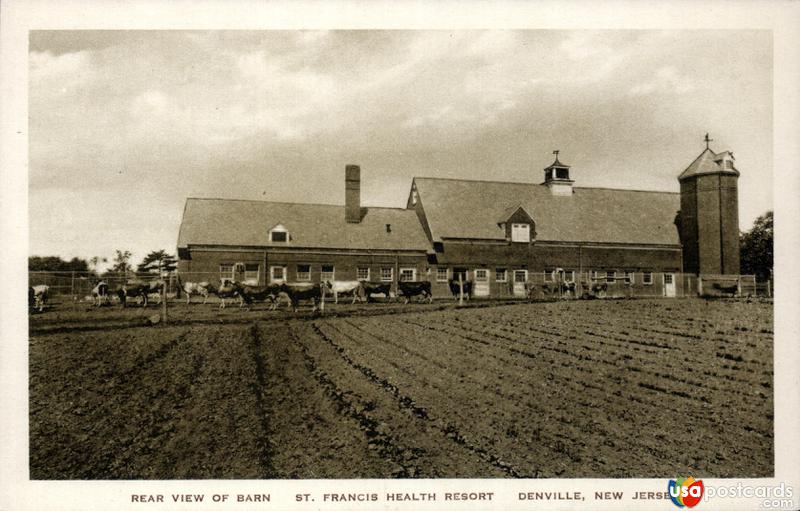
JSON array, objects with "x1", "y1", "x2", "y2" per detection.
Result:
[
  {"x1": 357, "y1": 267, "x2": 370, "y2": 281},
  {"x1": 270, "y1": 266, "x2": 287, "y2": 282},
  {"x1": 643, "y1": 272, "x2": 653, "y2": 285},
  {"x1": 563, "y1": 270, "x2": 575, "y2": 283},
  {"x1": 436, "y1": 267, "x2": 449, "y2": 282},
  {"x1": 321, "y1": 265, "x2": 335, "y2": 281},
  {"x1": 625, "y1": 271, "x2": 635, "y2": 284},
  {"x1": 606, "y1": 271, "x2": 616, "y2": 284},
  {"x1": 495, "y1": 268, "x2": 507, "y2": 282},
  {"x1": 219, "y1": 263, "x2": 234, "y2": 284},
  {"x1": 244, "y1": 264, "x2": 259, "y2": 284},
  {"x1": 544, "y1": 269, "x2": 555, "y2": 282},
  {"x1": 296, "y1": 264, "x2": 311, "y2": 281},
  {"x1": 399, "y1": 268, "x2": 416, "y2": 282},
  {"x1": 381, "y1": 267, "x2": 394, "y2": 282}
]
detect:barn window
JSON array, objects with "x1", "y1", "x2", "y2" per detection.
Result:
[
  {"x1": 296, "y1": 264, "x2": 311, "y2": 281},
  {"x1": 380, "y1": 267, "x2": 394, "y2": 282},
  {"x1": 495, "y1": 268, "x2": 507, "y2": 282},
  {"x1": 321, "y1": 265, "x2": 335, "y2": 281},
  {"x1": 563, "y1": 270, "x2": 575, "y2": 283},
  {"x1": 606, "y1": 271, "x2": 616, "y2": 284},
  {"x1": 270, "y1": 265, "x2": 287, "y2": 283},
  {"x1": 511, "y1": 223, "x2": 530, "y2": 242},
  {"x1": 244, "y1": 264, "x2": 260, "y2": 284},
  {"x1": 556, "y1": 168, "x2": 569, "y2": 179},
  {"x1": 219, "y1": 264, "x2": 234, "y2": 284},
  {"x1": 269, "y1": 224, "x2": 289, "y2": 243},
  {"x1": 399, "y1": 268, "x2": 416, "y2": 282},
  {"x1": 357, "y1": 267, "x2": 370, "y2": 281},
  {"x1": 544, "y1": 269, "x2": 555, "y2": 282},
  {"x1": 436, "y1": 267, "x2": 449, "y2": 282},
  {"x1": 625, "y1": 271, "x2": 635, "y2": 284},
  {"x1": 643, "y1": 272, "x2": 653, "y2": 285},
  {"x1": 474, "y1": 269, "x2": 489, "y2": 282}
]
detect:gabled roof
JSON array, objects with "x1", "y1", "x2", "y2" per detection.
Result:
[
  {"x1": 178, "y1": 198, "x2": 430, "y2": 252},
  {"x1": 679, "y1": 148, "x2": 739, "y2": 180},
  {"x1": 412, "y1": 177, "x2": 681, "y2": 246},
  {"x1": 497, "y1": 204, "x2": 534, "y2": 224}
]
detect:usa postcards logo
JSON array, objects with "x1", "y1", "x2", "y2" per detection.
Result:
[{"x1": 669, "y1": 477, "x2": 705, "y2": 508}]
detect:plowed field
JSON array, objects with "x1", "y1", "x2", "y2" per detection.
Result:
[{"x1": 29, "y1": 298, "x2": 773, "y2": 479}]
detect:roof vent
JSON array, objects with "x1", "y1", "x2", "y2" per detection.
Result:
[
  {"x1": 386, "y1": 224, "x2": 392, "y2": 233},
  {"x1": 542, "y1": 150, "x2": 574, "y2": 196}
]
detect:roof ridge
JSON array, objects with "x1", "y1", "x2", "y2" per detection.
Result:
[
  {"x1": 573, "y1": 186, "x2": 679, "y2": 195},
  {"x1": 185, "y1": 197, "x2": 410, "y2": 211},
  {"x1": 414, "y1": 176, "x2": 534, "y2": 185}
]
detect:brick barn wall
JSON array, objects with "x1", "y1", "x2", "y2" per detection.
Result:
[
  {"x1": 179, "y1": 247, "x2": 428, "y2": 288},
  {"x1": 429, "y1": 240, "x2": 682, "y2": 298}
]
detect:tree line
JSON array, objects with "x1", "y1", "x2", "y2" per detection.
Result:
[{"x1": 29, "y1": 250, "x2": 177, "y2": 277}]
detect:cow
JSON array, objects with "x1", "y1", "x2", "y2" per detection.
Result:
[
  {"x1": 397, "y1": 281, "x2": 433, "y2": 304},
  {"x1": 279, "y1": 282, "x2": 327, "y2": 312},
  {"x1": 181, "y1": 281, "x2": 212, "y2": 305},
  {"x1": 447, "y1": 279, "x2": 472, "y2": 301},
  {"x1": 362, "y1": 282, "x2": 392, "y2": 302},
  {"x1": 116, "y1": 279, "x2": 165, "y2": 307},
  {"x1": 238, "y1": 283, "x2": 284, "y2": 310},
  {"x1": 524, "y1": 282, "x2": 537, "y2": 302},
  {"x1": 116, "y1": 280, "x2": 151, "y2": 307},
  {"x1": 30, "y1": 285, "x2": 49, "y2": 312},
  {"x1": 206, "y1": 281, "x2": 244, "y2": 309},
  {"x1": 91, "y1": 281, "x2": 110, "y2": 306},
  {"x1": 541, "y1": 281, "x2": 577, "y2": 298},
  {"x1": 325, "y1": 280, "x2": 364, "y2": 304}
]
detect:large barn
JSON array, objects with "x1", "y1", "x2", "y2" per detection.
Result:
[{"x1": 176, "y1": 143, "x2": 740, "y2": 298}]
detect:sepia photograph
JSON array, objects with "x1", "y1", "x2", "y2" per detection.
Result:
[
  {"x1": 3, "y1": 2, "x2": 799, "y2": 510},
  {"x1": 27, "y1": 28, "x2": 774, "y2": 478}
]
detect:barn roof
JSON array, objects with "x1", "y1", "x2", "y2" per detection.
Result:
[
  {"x1": 412, "y1": 178, "x2": 681, "y2": 245},
  {"x1": 679, "y1": 148, "x2": 739, "y2": 180},
  {"x1": 177, "y1": 198, "x2": 430, "y2": 252}
]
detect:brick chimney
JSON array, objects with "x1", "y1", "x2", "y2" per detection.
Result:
[{"x1": 345, "y1": 164, "x2": 362, "y2": 223}]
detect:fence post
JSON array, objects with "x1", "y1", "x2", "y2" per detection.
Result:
[
  {"x1": 458, "y1": 274, "x2": 464, "y2": 306},
  {"x1": 161, "y1": 280, "x2": 168, "y2": 323},
  {"x1": 70, "y1": 271, "x2": 75, "y2": 303},
  {"x1": 767, "y1": 279, "x2": 771, "y2": 298}
]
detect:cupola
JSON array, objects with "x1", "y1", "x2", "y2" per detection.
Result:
[{"x1": 542, "y1": 150, "x2": 574, "y2": 196}]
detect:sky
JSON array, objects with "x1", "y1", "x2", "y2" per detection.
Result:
[{"x1": 29, "y1": 30, "x2": 773, "y2": 270}]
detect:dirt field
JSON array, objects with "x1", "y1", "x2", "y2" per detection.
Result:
[{"x1": 29, "y1": 298, "x2": 773, "y2": 479}]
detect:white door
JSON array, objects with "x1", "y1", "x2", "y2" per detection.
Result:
[
  {"x1": 664, "y1": 273, "x2": 676, "y2": 297},
  {"x1": 513, "y1": 270, "x2": 528, "y2": 297},
  {"x1": 473, "y1": 269, "x2": 490, "y2": 297}
]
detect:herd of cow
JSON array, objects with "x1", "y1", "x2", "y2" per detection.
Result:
[{"x1": 28, "y1": 276, "x2": 607, "y2": 313}]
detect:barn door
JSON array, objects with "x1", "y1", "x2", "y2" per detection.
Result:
[
  {"x1": 473, "y1": 269, "x2": 490, "y2": 297},
  {"x1": 513, "y1": 270, "x2": 528, "y2": 297}
]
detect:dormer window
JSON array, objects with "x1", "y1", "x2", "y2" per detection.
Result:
[
  {"x1": 269, "y1": 224, "x2": 288, "y2": 243},
  {"x1": 511, "y1": 223, "x2": 531, "y2": 243}
]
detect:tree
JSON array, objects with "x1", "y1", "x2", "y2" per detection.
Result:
[
  {"x1": 28, "y1": 256, "x2": 89, "y2": 272},
  {"x1": 740, "y1": 211, "x2": 773, "y2": 281},
  {"x1": 136, "y1": 250, "x2": 177, "y2": 276},
  {"x1": 110, "y1": 250, "x2": 133, "y2": 276}
]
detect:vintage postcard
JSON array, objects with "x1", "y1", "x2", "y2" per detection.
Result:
[{"x1": 2, "y1": 1, "x2": 799, "y2": 510}]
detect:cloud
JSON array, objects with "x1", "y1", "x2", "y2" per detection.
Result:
[{"x1": 629, "y1": 65, "x2": 695, "y2": 96}]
